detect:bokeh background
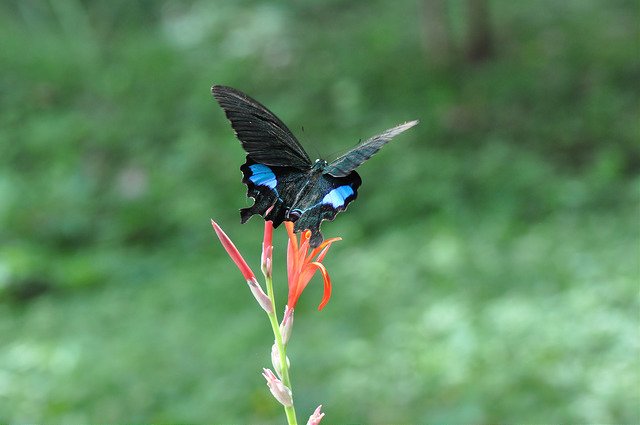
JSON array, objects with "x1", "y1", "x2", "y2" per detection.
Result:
[{"x1": 1, "y1": 0, "x2": 638, "y2": 423}]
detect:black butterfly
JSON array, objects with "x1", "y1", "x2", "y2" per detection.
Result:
[{"x1": 212, "y1": 85, "x2": 418, "y2": 248}]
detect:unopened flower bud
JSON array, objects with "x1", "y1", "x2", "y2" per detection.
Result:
[
  {"x1": 211, "y1": 220, "x2": 255, "y2": 281},
  {"x1": 261, "y1": 221, "x2": 274, "y2": 278},
  {"x1": 261, "y1": 245, "x2": 273, "y2": 278},
  {"x1": 262, "y1": 368, "x2": 293, "y2": 407},
  {"x1": 306, "y1": 405, "x2": 325, "y2": 425},
  {"x1": 271, "y1": 343, "x2": 290, "y2": 378},
  {"x1": 279, "y1": 306, "x2": 294, "y2": 345},
  {"x1": 247, "y1": 277, "x2": 273, "y2": 313}
]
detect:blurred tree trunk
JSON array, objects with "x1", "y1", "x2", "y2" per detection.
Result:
[
  {"x1": 466, "y1": 0, "x2": 493, "y2": 62},
  {"x1": 421, "y1": 0, "x2": 456, "y2": 68},
  {"x1": 421, "y1": 0, "x2": 494, "y2": 66}
]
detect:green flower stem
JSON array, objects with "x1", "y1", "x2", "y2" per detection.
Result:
[{"x1": 265, "y1": 273, "x2": 297, "y2": 425}]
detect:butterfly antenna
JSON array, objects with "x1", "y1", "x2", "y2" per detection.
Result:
[
  {"x1": 310, "y1": 144, "x2": 323, "y2": 161},
  {"x1": 300, "y1": 124, "x2": 322, "y2": 160},
  {"x1": 330, "y1": 134, "x2": 367, "y2": 160}
]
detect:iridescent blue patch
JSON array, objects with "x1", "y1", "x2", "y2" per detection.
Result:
[
  {"x1": 322, "y1": 185, "x2": 354, "y2": 208},
  {"x1": 249, "y1": 164, "x2": 277, "y2": 189}
]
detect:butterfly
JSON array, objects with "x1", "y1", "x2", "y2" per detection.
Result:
[{"x1": 212, "y1": 85, "x2": 418, "y2": 248}]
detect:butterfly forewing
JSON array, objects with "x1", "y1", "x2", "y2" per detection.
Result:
[
  {"x1": 212, "y1": 85, "x2": 312, "y2": 169},
  {"x1": 323, "y1": 120, "x2": 419, "y2": 177}
]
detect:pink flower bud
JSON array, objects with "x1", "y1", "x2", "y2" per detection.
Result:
[
  {"x1": 247, "y1": 277, "x2": 273, "y2": 313},
  {"x1": 261, "y1": 245, "x2": 273, "y2": 278},
  {"x1": 271, "y1": 342, "x2": 290, "y2": 378},
  {"x1": 262, "y1": 368, "x2": 293, "y2": 407},
  {"x1": 306, "y1": 405, "x2": 325, "y2": 425},
  {"x1": 279, "y1": 305, "x2": 294, "y2": 345},
  {"x1": 271, "y1": 343, "x2": 281, "y2": 377},
  {"x1": 261, "y1": 221, "x2": 274, "y2": 275}
]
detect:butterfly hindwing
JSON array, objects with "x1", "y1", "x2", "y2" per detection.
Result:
[
  {"x1": 291, "y1": 171, "x2": 362, "y2": 247},
  {"x1": 240, "y1": 158, "x2": 308, "y2": 227},
  {"x1": 212, "y1": 85, "x2": 312, "y2": 169}
]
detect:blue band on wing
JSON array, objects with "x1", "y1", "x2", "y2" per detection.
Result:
[
  {"x1": 249, "y1": 164, "x2": 277, "y2": 189},
  {"x1": 322, "y1": 185, "x2": 354, "y2": 208}
]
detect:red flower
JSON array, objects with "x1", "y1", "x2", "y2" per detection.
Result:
[{"x1": 285, "y1": 222, "x2": 341, "y2": 311}]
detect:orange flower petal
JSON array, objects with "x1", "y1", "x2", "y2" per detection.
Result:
[
  {"x1": 297, "y1": 263, "x2": 318, "y2": 292},
  {"x1": 285, "y1": 222, "x2": 337, "y2": 310},
  {"x1": 315, "y1": 245, "x2": 331, "y2": 264},
  {"x1": 285, "y1": 222, "x2": 302, "y2": 289},
  {"x1": 310, "y1": 261, "x2": 332, "y2": 311},
  {"x1": 307, "y1": 237, "x2": 341, "y2": 263},
  {"x1": 299, "y1": 230, "x2": 311, "y2": 263},
  {"x1": 287, "y1": 262, "x2": 309, "y2": 309},
  {"x1": 287, "y1": 290, "x2": 299, "y2": 310},
  {"x1": 286, "y1": 238, "x2": 297, "y2": 288},
  {"x1": 285, "y1": 221, "x2": 298, "y2": 248}
]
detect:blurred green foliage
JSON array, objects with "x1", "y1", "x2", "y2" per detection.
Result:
[{"x1": 0, "y1": 0, "x2": 638, "y2": 423}]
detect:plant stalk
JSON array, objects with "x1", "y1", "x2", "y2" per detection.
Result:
[{"x1": 265, "y1": 274, "x2": 297, "y2": 425}]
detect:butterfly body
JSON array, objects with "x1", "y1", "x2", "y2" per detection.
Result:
[{"x1": 212, "y1": 85, "x2": 417, "y2": 247}]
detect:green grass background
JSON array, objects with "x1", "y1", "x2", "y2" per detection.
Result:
[{"x1": 1, "y1": 0, "x2": 638, "y2": 423}]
